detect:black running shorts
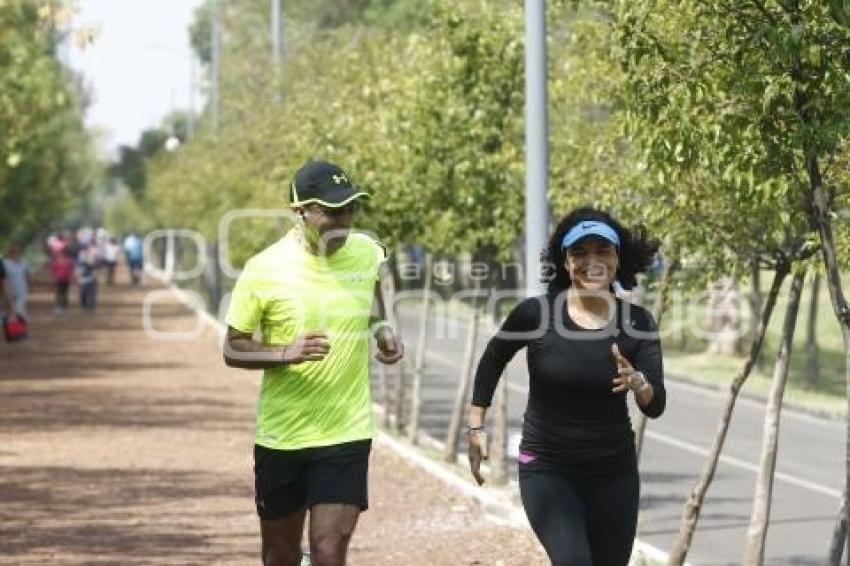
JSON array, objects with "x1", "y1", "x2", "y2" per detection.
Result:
[{"x1": 254, "y1": 439, "x2": 371, "y2": 520}]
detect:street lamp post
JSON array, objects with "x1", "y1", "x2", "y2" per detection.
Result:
[
  {"x1": 270, "y1": 0, "x2": 283, "y2": 102},
  {"x1": 524, "y1": 0, "x2": 550, "y2": 297},
  {"x1": 271, "y1": 0, "x2": 283, "y2": 67},
  {"x1": 211, "y1": 0, "x2": 220, "y2": 133}
]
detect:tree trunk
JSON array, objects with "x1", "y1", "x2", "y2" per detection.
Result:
[
  {"x1": 803, "y1": 272, "x2": 820, "y2": 389},
  {"x1": 444, "y1": 280, "x2": 483, "y2": 462},
  {"x1": 752, "y1": 258, "x2": 767, "y2": 373},
  {"x1": 743, "y1": 269, "x2": 805, "y2": 565},
  {"x1": 635, "y1": 257, "x2": 679, "y2": 462},
  {"x1": 805, "y1": 156, "x2": 850, "y2": 563},
  {"x1": 407, "y1": 254, "x2": 433, "y2": 444},
  {"x1": 828, "y1": 489, "x2": 847, "y2": 566},
  {"x1": 668, "y1": 262, "x2": 790, "y2": 565}
]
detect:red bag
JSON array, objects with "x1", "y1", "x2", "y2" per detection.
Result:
[{"x1": 3, "y1": 315, "x2": 27, "y2": 342}]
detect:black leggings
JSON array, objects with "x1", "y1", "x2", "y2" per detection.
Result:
[{"x1": 519, "y1": 463, "x2": 639, "y2": 566}]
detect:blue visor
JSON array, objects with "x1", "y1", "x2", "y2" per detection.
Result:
[{"x1": 561, "y1": 221, "x2": 620, "y2": 250}]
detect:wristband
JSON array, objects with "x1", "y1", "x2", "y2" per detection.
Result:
[{"x1": 370, "y1": 320, "x2": 393, "y2": 336}]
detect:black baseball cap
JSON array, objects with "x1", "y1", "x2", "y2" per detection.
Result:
[{"x1": 290, "y1": 160, "x2": 369, "y2": 207}]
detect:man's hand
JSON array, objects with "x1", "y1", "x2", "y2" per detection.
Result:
[
  {"x1": 281, "y1": 332, "x2": 331, "y2": 364},
  {"x1": 224, "y1": 327, "x2": 330, "y2": 369},
  {"x1": 374, "y1": 326, "x2": 403, "y2": 364}
]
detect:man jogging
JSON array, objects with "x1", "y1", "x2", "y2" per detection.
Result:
[{"x1": 224, "y1": 159, "x2": 403, "y2": 566}]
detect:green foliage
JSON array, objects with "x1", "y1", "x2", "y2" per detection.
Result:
[
  {"x1": 189, "y1": 0, "x2": 433, "y2": 65},
  {"x1": 189, "y1": 1, "x2": 213, "y2": 64},
  {"x1": 154, "y1": 0, "x2": 850, "y2": 291},
  {"x1": 149, "y1": 0, "x2": 535, "y2": 263},
  {"x1": 379, "y1": 0, "x2": 527, "y2": 257},
  {"x1": 279, "y1": 0, "x2": 432, "y2": 31},
  {"x1": 103, "y1": 186, "x2": 154, "y2": 237},
  {"x1": 110, "y1": 126, "x2": 172, "y2": 199},
  {"x1": 0, "y1": 0, "x2": 99, "y2": 245},
  {"x1": 614, "y1": 0, "x2": 850, "y2": 277}
]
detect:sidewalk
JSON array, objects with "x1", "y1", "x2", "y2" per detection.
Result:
[{"x1": 0, "y1": 276, "x2": 546, "y2": 565}]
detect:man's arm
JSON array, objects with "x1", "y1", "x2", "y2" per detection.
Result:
[
  {"x1": 369, "y1": 278, "x2": 390, "y2": 330},
  {"x1": 223, "y1": 326, "x2": 330, "y2": 369},
  {"x1": 370, "y1": 279, "x2": 403, "y2": 364}
]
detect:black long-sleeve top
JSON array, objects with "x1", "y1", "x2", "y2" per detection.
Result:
[{"x1": 472, "y1": 292, "x2": 666, "y2": 474}]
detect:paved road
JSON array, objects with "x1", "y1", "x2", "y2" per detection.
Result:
[{"x1": 383, "y1": 304, "x2": 846, "y2": 565}]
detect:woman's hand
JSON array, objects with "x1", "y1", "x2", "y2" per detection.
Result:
[
  {"x1": 611, "y1": 344, "x2": 648, "y2": 394},
  {"x1": 467, "y1": 428, "x2": 488, "y2": 486}
]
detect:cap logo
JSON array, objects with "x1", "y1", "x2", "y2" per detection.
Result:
[{"x1": 332, "y1": 174, "x2": 349, "y2": 185}]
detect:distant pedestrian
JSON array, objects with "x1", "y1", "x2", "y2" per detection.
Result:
[
  {"x1": 0, "y1": 254, "x2": 25, "y2": 342},
  {"x1": 103, "y1": 237, "x2": 120, "y2": 285},
  {"x1": 46, "y1": 232, "x2": 66, "y2": 257},
  {"x1": 0, "y1": 254, "x2": 16, "y2": 319},
  {"x1": 77, "y1": 245, "x2": 98, "y2": 312},
  {"x1": 123, "y1": 233, "x2": 143, "y2": 285},
  {"x1": 94, "y1": 227, "x2": 109, "y2": 267},
  {"x1": 468, "y1": 206, "x2": 666, "y2": 566},
  {"x1": 3, "y1": 242, "x2": 29, "y2": 320},
  {"x1": 51, "y1": 248, "x2": 74, "y2": 315}
]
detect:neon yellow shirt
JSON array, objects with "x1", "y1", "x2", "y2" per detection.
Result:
[{"x1": 225, "y1": 229, "x2": 385, "y2": 450}]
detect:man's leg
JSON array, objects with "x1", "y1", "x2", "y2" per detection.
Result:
[
  {"x1": 260, "y1": 510, "x2": 307, "y2": 566},
  {"x1": 308, "y1": 503, "x2": 360, "y2": 566}
]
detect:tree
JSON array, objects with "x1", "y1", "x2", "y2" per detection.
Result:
[
  {"x1": 744, "y1": 268, "x2": 805, "y2": 564},
  {"x1": 0, "y1": 0, "x2": 99, "y2": 245},
  {"x1": 110, "y1": 126, "x2": 173, "y2": 199},
  {"x1": 613, "y1": 1, "x2": 850, "y2": 562}
]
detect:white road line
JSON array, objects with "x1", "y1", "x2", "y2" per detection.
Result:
[{"x1": 645, "y1": 429, "x2": 842, "y2": 500}]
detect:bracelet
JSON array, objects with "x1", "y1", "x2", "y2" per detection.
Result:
[
  {"x1": 633, "y1": 371, "x2": 650, "y2": 391},
  {"x1": 370, "y1": 320, "x2": 393, "y2": 336},
  {"x1": 467, "y1": 426, "x2": 485, "y2": 433}
]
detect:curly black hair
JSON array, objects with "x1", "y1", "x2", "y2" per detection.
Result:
[{"x1": 542, "y1": 206, "x2": 660, "y2": 293}]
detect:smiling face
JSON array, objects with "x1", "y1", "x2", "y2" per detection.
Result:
[{"x1": 564, "y1": 236, "x2": 619, "y2": 292}]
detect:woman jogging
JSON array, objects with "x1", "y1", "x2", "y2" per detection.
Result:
[{"x1": 467, "y1": 206, "x2": 666, "y2": 566}]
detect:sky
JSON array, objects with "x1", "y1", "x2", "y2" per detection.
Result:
[{"x1": 67, "y1": 0, "x2": 205, "y2": 155}]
